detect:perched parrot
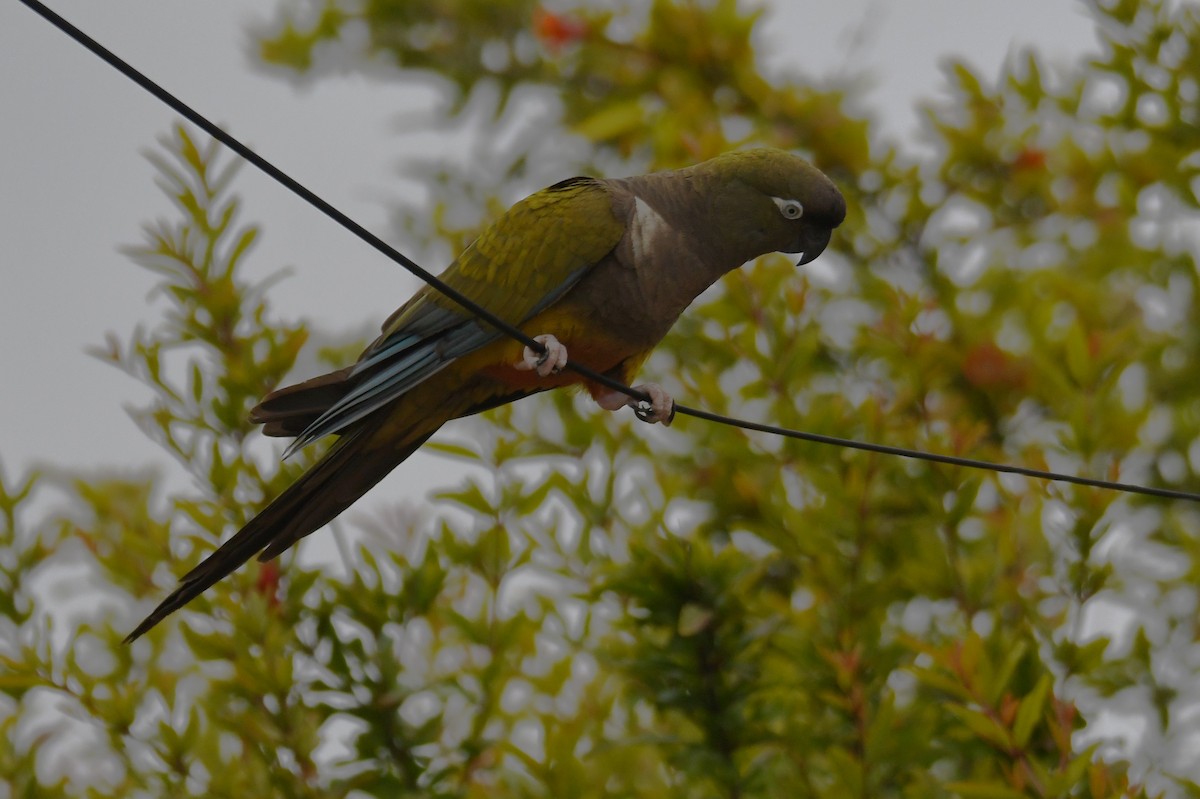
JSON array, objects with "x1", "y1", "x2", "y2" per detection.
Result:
[{"x1": 125, "y1": 147, "x2": 846, "y2": 642}]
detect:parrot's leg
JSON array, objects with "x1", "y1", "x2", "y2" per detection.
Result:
[
  {"x1": 516, "y1": 333, "x2": 568, "y2": 377},
  {"x1": 594, "y1": 384, "x2": 675, "y2": 427}
]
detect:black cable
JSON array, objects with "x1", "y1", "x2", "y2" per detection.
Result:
[
  {"x1": 680, "y1": 406, "x2": 1200, "y2": 502},
  {"x1": 18, "y1": 0, "x2": 1200, "y2": 505}
]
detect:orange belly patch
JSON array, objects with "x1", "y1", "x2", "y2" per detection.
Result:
[
  {"x1": 478, "y1": 334, "x2": 632, "y2": 389},
  {"x1": 465, "y1": 306, "x2": 642, "y2": 393}
]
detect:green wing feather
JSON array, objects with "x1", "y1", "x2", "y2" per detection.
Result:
[
  {"x1": 380, "y1": 176, "x2": 620, "y2": 334},
  {"x1": 283, "y1": 177, "x2": 625, "y2": 453}
]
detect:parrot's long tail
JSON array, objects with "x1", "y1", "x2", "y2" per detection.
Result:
[
  {"x1": 251, "y1": 365, "x2": 533, "y2": 431},
  {"x1": 123, "y1": 422, "x2": 432, "y2": 643},
  {"x1": 251, "y1": 365, "x2": 356, "y2": 438}
]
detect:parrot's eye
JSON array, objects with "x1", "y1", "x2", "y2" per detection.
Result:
[{"x1": 772, "y1": 197, "x2": 804, "y2": 220}]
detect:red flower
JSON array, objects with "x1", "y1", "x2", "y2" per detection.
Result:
[
  {"x1": 1012, "y1": 147, "x2": 1047, "y2": 172},
  {"x1": 963, "y1": 341, "x2": 1028, "y2": 391},
  {"x1": 534, "y1": 7, "x2": 588, "y2": 51},
  {"x1": 255, "y1": 560, "x2": 282, "y2": 609}
]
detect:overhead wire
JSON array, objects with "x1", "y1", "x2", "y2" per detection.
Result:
[{"x1": 16, "y1": 0, "x2": 1200, "y2": 505}]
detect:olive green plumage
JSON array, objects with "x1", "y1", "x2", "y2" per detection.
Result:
[{"x1": 125, "y1": 148, "x2": 846, "y2": 642}]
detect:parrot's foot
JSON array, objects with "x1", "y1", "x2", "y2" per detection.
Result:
[
  {"x1": 516, "y1": 334, "x2": 568, "y2": 377},
  {"x1": 595, "y1": 383, "x2": 675, "y2": 426}
]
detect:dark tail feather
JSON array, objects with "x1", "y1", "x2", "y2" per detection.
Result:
[
  {"x1": 123, "y1": 426, "x2": 432, "y2": 643},
  {"x1": 251, "y1": 366, "x2": 355, "y2": 438}
]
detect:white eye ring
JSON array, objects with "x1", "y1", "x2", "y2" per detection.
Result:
[{"x1": 772, "y1": 197, "x2": 804, "y2": 220}]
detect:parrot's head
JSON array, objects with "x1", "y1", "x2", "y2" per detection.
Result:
[{"x1": 703, "y1": 148, "x2": 846, "y2": 266}]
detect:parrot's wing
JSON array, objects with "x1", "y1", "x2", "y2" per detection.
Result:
[{"x1": 282, "y1": 177, "x2": 624, "y2": 455}]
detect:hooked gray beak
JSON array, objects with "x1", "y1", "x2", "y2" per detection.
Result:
[{"x1": 795, "y1": 227, "x2": 832, "y2": 266}]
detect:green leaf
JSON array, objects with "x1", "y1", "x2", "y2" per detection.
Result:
[
  {"x1": 1064, "y1": 322, "x2": 1092, "y2": 386},
  {"x1": 986, "y1": 640, "x2": 1028, "y2": 706},
  {"x1": 1013, "y1": 673, "x2": 1052, "y2": 746},
  {"x1": 435, "y1": 481, "x2": 495, "y2": 517},
  {"x1": 677, "y1": 602, "x2": 714, "y2": 636},
  {"x1": 945, "y1": 705, "x2": 1013, "y2": 750},
  {"x1": 573, "y1": 99, "x2": 645, "y2": 142},
  {"x1": 425, "y1": 439, "x2": 483, "y2": 462},
  {"x1": 476, "y1": 524, "x2": 511, "y2": 586},
  {"x1": 942, "y1": 781, "x2": 1030, "y2": 799}
]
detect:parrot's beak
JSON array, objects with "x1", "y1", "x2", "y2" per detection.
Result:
[{"x1": 793, "y1": 227, "x2": 833, "y2": 266}]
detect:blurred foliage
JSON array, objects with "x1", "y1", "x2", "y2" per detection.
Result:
[{"x1": 4, "y1": 0, "x2": 1200, "y2": 796}]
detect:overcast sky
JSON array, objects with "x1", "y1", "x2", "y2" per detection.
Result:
[{"x1": 0, "y1": 0, "x2": 1097, "y2": 515}]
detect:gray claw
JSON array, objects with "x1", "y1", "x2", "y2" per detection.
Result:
[{"x1": 634, "y1": 399, "x2": 676, "y2": 425}]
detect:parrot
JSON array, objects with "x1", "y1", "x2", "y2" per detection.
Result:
[{"x1": 124, "y1": 147, "x2": 846, "y2": 642}]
